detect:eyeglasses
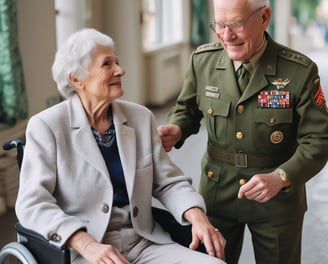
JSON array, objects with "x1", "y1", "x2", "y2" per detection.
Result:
[{"x1": 209, "y1": 6, "x2": 266, "y2": 34}]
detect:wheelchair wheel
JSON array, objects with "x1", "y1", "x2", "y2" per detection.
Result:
[{"x1": 0, "y1": 242, "x2": 37, "y2": 264}]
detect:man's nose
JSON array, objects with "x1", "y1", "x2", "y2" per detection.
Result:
[{"x1": 220, "y1": 26, "x2": 236, "y2": 41}]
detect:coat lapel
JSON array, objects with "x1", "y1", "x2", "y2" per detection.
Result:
[
  {"x1": 215, "y1": 52, "x2": 241, "y2": 101},
  {"x1": 112, "y1": 102, "x2": 136, "y2": 196},
  {"x1": 68, "y1": 95, "x2": 109, "y2": 178}
]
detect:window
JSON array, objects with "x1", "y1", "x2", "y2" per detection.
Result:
[{"x1": 142, "y1": 0, "x2": 183, "y2": 50}]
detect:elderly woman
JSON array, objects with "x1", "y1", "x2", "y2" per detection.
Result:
[{"x1": 15, "y1": 28, "x2": 226, "y2": 264}]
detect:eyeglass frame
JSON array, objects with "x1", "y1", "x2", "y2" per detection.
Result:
[{"x1": 209, "y1": 6, "x2": 266, "y2": 34}]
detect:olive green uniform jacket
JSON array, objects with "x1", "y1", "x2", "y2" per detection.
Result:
[{"x1": 168, "y1": 33, "x2": 328, "y2": 224}]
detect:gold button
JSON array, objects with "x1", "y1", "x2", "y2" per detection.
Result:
[
  {"x1": 237, "y1": 105, "x2": 245, "y2": 113},
  {"x1": 101, "y1": 203, "x2": 109, "y2": 213},
  {"x1": 51, "y1": 234, "x2": 61, "y2": 242},
  {"x1": 236, "y1": 132, "x2": 244, "y2": 140},
  {"x1": 207, "y1": 108, "x2": 214, "y2": 115},
  {"x1": 239, "y1": 179, "x2": 246, "y2": 185},
  {"x1": 133, "y1": 206, "x2": 139, "y2": 217},
  {"x1": 207, "y1": 171, "x2": 214, "y2": 178},
  {"x1": 270, "y1": 117, "x2": 275, "y2": 124}
]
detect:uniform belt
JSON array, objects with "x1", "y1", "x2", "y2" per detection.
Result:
[{"x1": 207, "y1": 143, "x2": 287, "y2": 168}]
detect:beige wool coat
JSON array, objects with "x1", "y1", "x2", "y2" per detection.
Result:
[{"x1": 16, "y1": 94, "x2": 205, "y2": 253}]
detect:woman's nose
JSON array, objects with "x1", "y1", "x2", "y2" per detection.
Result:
[{"x1": 116, "y1": 65, "x2": 125, "y2": 76}]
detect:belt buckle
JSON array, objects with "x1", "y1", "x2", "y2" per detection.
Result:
[{"x1": 234, "y1": 153, "x2": 248, "y2": 168}]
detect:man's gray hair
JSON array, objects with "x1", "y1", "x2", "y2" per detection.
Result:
[{"x1": 249, "y1": 0, "x2": 270, "y2": 9}]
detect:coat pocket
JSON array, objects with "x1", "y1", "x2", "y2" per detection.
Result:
[
  {"x1": 199, "y1": 96, "x2": 231, "y2": 143},
  {"x1": 253, "y1": 108, "x2": 295, "y2": 151}
]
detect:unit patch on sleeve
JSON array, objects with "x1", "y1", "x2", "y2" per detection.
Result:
[{"x1": 313, "y1": 85, "x2": 328, "y2": 113}]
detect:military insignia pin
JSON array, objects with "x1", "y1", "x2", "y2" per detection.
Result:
[
  {"x1": 270, "y1": 131, "x2": 284, "y2": 144},
  {"x1": 271, "y1": 78, "x2": 290, "y2": 89}
]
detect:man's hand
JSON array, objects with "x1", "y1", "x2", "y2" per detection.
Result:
[
  {"x1": 238, "y1": 171, "x2": 290, "y2": 203},
  {"x1": 157, "y1": 124, "x2": 182, "y2": 152},
  {"x1": 183, "y1": 207, "x2": 226, "y2": 260}
]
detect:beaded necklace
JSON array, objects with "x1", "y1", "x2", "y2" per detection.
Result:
[{"x1": 91, "y1": 107, "x2": 115, "y2": 147}]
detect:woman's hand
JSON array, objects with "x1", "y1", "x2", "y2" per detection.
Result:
[
  {"x1": 82, "y1": 241, "x2": 129, "y2": 264},
  {"x1": 183, "y1": 207, "x2": 226, "y2": 260},
  {"x1": 67, "y1": 230, "x2": 130, "y2": 264}
]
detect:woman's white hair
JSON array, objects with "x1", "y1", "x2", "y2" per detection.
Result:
[{"x1": 52, "y1": 28, "x2": 114, "y2": 98}]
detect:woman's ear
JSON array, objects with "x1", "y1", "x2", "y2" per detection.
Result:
[{"x1": 68, "y1": 73, "x2": 84, "y2": 90}]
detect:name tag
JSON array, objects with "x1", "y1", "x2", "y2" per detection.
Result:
[
  {"x1": 205, "y1": 85, "x2": 219, "y2": 92},
  {"x1": 206, "y1": 91, "x2": 220, "y2": 99}
]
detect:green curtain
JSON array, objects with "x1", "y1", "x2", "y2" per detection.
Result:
[
  {"x1": 0, "y1": 0, "x2": 28, "y2": 127},
  {"x1": 191, "y1": 0, "x2": 209, "y2": 47},
  {"x1": 269, "y1": 0, "x2": 275, "y2": 38}
]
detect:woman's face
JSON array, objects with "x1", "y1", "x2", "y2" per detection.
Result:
[{"x1": 77, "y1": 45, "x2": 125, "y2": 102}]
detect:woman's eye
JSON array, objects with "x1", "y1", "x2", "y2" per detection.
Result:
[{"x1": 103, "y1": 61, "x2": 111, "y2": 66}]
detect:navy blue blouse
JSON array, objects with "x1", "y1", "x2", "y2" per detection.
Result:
[{"x1": 91, "y1": 107, "x2": 129, "y2": 207}]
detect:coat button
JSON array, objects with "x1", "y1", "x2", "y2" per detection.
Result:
[
  {"x1": 207, "y1": 171, "x2": 214, "y2": 178},
  {"x1": 101, "y1": 203, "x2": 109, "y2": 213},
  {"x1": 237, "y1": 105, "x2": 245, "y2": 113},
  {"x1": 270, "y1": 117, "x2": 276, "y2": 124},
  {"x1": 51, "y1": 234, "x2": 61, "y2": 242},
  {"x1": 239, "y1": 179, "x2": 246, "y2": 185},
  {"x1": 236, "y1": 132, "x2": 244, "y2": 140},
  {"x1": 207, "y1": 108, "x2": 214, "y2": 115},
  {"x1": 133, "y1": 206, "x2": 139, "y2": 217}
]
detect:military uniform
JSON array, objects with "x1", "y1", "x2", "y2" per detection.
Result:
[{"x1": 168, "y1": 33, "x2": 328, "y2": 264}]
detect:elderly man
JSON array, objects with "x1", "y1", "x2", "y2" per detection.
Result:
[{"x1": 158, "y1": 0, "x2": 328, "y2": 263}]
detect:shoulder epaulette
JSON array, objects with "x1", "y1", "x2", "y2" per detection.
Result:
[
  {"x1": 279, "y1": 48, "x2": 311, "y2": 67},
  {"x1": 194, "y1": 42, "x2": 223, "y2": 54}
]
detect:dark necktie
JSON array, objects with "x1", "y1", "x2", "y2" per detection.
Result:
[{"x1": 237, "y1": 64, "x2": 250, "y2": 93}]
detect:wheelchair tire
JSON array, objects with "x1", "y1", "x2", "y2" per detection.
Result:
[{"x1": 0, "y1": 242, "x2": 37, "y2": 264}]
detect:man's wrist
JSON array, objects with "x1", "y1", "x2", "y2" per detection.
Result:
[{"x1": 274, "y1": 168, "x2": 291, "y2": 190}]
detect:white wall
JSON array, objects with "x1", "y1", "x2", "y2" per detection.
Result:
[
  {"x1": 16, "y1": 0, "x2": 59, "y2": 116},
  {"x1": 102, "y1": 0, "x2": 147, "y2": 105}
]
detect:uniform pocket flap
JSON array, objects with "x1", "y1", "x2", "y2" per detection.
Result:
[
  {"x1": 254, "y1": 108, "x2": 293, "y2": 126},
  {"x1": 200, "y1": 98, "x2": 231, "y2": 118}
]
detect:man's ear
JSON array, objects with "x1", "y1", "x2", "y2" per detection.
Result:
[
  {"x1": 262, "y1": 7, "x2": 272, "y2": 29},
  {"x1": 68, "y1": 73, "x2": 83, "y2": 90}
]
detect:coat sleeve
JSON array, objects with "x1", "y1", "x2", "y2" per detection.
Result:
[
  {"x1": 150, "y1": 112, "x2": 206, "y2": 224},
  {"x1": 280, "y1": 62, "x2": 328, "y2": 187},
  {"x1": 168, "y1": 52, "x2": 204, "y2": 148},
  {"x1": 15, "y1": 116, "x2": 86, "y2": 248}
]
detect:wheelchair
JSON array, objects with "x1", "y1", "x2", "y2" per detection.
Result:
[{"x1": 0, "y1": 139, "x2": 202, "y2": 263}]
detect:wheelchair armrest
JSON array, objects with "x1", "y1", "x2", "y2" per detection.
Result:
[
  {"x1": 15, "y1": 223, "x2": 70, "y2": 264},
  {"x1": 151, "y1": 207, "x2": 206, "y2": 252}
]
